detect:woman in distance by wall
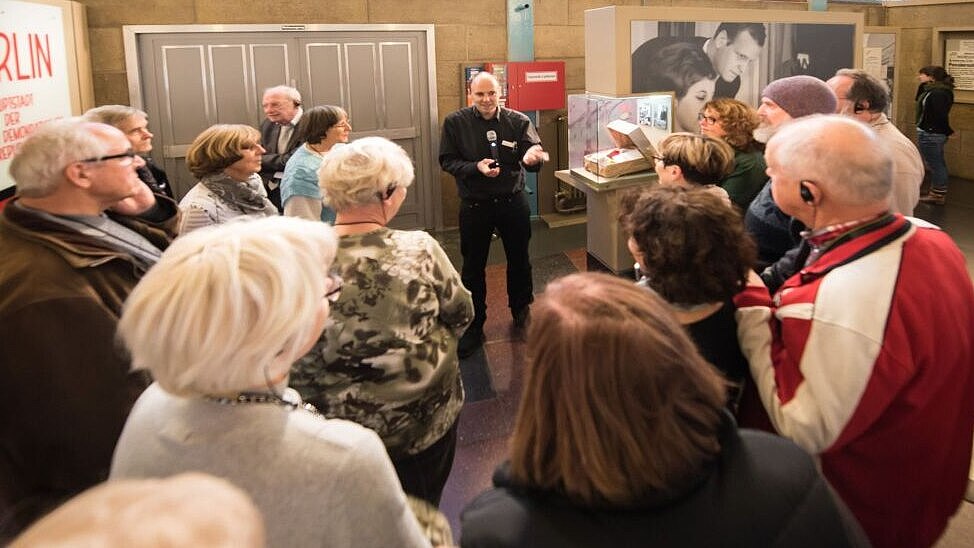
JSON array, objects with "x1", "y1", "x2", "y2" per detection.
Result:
[
  {"x1": 915, "y1": 65, "x2": 955, "y2": 205},
  {"x1": 281, "y1": 105, "x2": 352, "y2": 223}
]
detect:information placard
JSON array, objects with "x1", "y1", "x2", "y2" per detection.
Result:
[{"x1": 0, "y1": 0, "x2": 74, "y2": 195}]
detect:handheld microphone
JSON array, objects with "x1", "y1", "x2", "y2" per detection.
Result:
[{"x1": 487, "y1": 130, "x2": 499, "y2": 169}]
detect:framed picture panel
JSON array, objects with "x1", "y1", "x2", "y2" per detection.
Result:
[
  {"x1": 585, "y1": 6, "x2": 863, "y2": 119},
  {"x1": 864, "y1": 26, "x2": 899, "y2": 120}
]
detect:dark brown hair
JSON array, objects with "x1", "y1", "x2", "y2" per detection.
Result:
[
  {"x1": 620, "y1": 186, "x2": 756, "y2": 305},
  {"x1": 509, "y1": 272, "x2": 726, "y2": 506},
  {"x1": 296, "y1": 105, "x2": 348, "y2": 145}
]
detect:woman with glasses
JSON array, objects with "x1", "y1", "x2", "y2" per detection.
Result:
[
  {"x1": 280, "y1": 105, "x2": 352, "y2": 223},
  {"x1": 178, "y1": 124, "x2": 278, "y2": 233},
  {"x1": 698, "y1": 98, "x2": 767, "y2": 210},
  {"x1": 460, "y1": 272, "x2": 867, "y2": 547},
  {"x1": 633, "y1": 42, "x2": 716, "y2": 133},
  {"x1": 110, "y1": 217, "x2": 430, "y2": 547},
  {"x1": 290, "y1": 137, "x2": 473, "y2": 507},
  {"x1": 652, "y1": 132, "x2": 733, "y2": 206}
]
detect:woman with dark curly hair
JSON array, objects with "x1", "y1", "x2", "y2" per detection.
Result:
[
  {"x1": 699, "y1": 98, "x2": 766, "y2": 209},
  {"x1": 621, "y1": 186, "x2": 756, "y2": 407}
]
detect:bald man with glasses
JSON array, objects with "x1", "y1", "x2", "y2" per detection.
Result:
[{"x1": 0, "y1": 118, "x2": 179, "y2": 539}]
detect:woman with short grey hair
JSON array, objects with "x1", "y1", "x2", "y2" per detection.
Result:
[
  {"x1": 110, "y1": 216, "x2": 429, "y2": 548},
  {"x1": 291, "y1": 136, "x2": 474, "y2": 507}
]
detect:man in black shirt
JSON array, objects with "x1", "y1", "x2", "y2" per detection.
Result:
[{"x1": 439, "y1": 72, "x2": 547, "y2": 357}]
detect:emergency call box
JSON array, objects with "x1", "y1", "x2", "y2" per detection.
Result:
[{"x1": 506, "y1": 61, "x2": 566, "y2": 111}]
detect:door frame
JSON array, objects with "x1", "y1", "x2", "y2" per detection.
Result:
[{"x1": 122, "y1": 23, "x2": 443, "y2": 229}]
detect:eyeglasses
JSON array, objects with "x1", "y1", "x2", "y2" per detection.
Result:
[
  {"x1": 80, "y1": 150, "x2": 138, "y2": 166},
  {"x1": 324, "y1": 272, "x2": 343, "y2": 303},
  {"x1": 697, "y1": 113, "x2": 719, "y2": 125},
  {"x1": 335, "y1": 120, "x2": 352, "y2": 130},
  {"x1": 652, "y1": 155, "x2": 667, "y2": 164}
]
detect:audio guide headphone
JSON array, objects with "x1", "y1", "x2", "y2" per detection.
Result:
[{"x1": 800, "y1": 182, "x2": 814, "y2": 204}]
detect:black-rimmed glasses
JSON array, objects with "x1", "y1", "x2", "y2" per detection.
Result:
[{"x1": 80, "y1": 150, "x2": 138, "y2": 166}]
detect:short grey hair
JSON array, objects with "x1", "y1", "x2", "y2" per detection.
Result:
[
  {"x1": 82, "y1": 104, "x2": 147, "y2": 128},
  {"x1": 318, "y1": 136, "x2": 415, "y2": 210},
  {"x1": 262, "y1": 85, "x2": 302, "y2": 106},
  {"x1": 9, "y1": 118, "x2": 115, "y2": 198},
  {"x1": 118, "y1": 216, "x2": 338, "y2": 397},
  {"x1": 769, "y1": 114, "x2": 892, "y2": 206}
]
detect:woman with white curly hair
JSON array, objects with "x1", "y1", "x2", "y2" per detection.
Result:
[{"x1": 290, "y1": 137, "x2": 474, "y2": 507}]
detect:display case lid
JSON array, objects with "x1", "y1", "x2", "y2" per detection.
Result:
[{"x1": 606, "y1": 119, "x2": 660, "y2": 161}]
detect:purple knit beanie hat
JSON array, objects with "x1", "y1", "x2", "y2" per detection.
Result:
[{"x1": 761, "y1": 75, "x2": 837, "y2": 118}]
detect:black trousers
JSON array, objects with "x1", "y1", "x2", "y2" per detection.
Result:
[
  {"x1": 458, "y1": 191, "x2": 534, "y2": 329},
  {"x1": 391, "y1": 420, "x2": 459, "y2": 507}
]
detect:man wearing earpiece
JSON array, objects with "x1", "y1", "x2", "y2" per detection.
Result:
[
  {"x1": 259, "y1": 85, "x2": 304, "y2": 212},
  {"x1": 828, "y1": 69, "x2": 924, "y2": 216},
  {"x1": 735, "y1": 115, "x2": 974, "y2": 548},
  {"x1": 439, "y1": 72, "x2": 547, "y2": 358}
]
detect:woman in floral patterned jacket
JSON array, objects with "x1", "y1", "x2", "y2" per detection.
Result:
[{"x1": 290, "y1": 137, "x2": 474, "y2": 506}]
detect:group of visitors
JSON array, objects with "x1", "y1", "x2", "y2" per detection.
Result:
[{"x1": 0, "y1": 63, "x2": 970, "y2": 548}]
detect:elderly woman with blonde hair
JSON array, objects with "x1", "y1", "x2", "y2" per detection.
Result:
[
  {"x1": 291, "y1": 136, "x2": 473, "y2": 507},
  {"x1": 178, "y1": 124, "x2": 278, "y2": 233},
  {"x1": 109, "y1": 216, "x2": 429, "y2": 547},
  {"x1": 460, "y1": 272, "x2": 867, "y2": 547}
]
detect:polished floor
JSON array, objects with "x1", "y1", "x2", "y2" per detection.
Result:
[{"x1": 432, "y1": 177, "x2": 974, "y2": 546}]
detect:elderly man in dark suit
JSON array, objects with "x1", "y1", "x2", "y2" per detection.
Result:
[{"x1": 259, "y1": 85, "x2": 303, "y2": 211}]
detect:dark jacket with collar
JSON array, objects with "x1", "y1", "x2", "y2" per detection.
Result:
[
  {"x1": 259, "y1": 117, "x2": 302, "y2": 181},
  {"x1": 0, "y1": 197, "x2": 178, "y2": 539},
  {"x1": 460, "y1": 416, "x2": 869, "y2": 548}
]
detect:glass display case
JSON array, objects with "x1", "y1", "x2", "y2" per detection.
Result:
[{"x1": 567, "y1": 92, "x2": 673, "y2": 184}]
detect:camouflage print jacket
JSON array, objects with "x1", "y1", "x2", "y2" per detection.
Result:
[{"x1": 290, "y1": 228, "x2": 473, "y2": 457}]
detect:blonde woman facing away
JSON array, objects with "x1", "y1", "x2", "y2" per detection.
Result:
[
  {"x1": 110, "y1": 217, "x2": 429, "y2": 548},
  {"x1": 291, "y1": 137, "x2": 474, "y2": 507},
  {"x1": 178, "y1": 124, "x2": 278, "y2": 233}
]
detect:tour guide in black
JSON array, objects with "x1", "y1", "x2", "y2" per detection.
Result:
[{"x1": 439, "y1": 72, "x2": 548, "y2": 358}]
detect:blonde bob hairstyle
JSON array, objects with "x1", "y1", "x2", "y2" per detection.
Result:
[
  {"x1": 185, "y1": 124, "x2": 261, "y2": 179},
  {"x1": 510, "y1": 272, "x2": 727, "y2": 506},
  {"x1": 11, "y1": 473, "x2": 264, "y2": 548},
  {"x1": 117, "y1": 216, "x2": 338, "y2": 397},
  {"x1": 318, "y1": 136, "x2": 414, "y2": 211},
  {"x1": 657, "y1": 132, "x2": 735, "y2": 186}
]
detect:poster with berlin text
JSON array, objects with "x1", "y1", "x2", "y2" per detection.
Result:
[{"x1": 0, "y1": 0, "x2": 73, "y2": 198}]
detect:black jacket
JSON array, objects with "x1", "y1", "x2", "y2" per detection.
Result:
[
  {"x1": 460, "y1": 416, "x2": 869, "y2": 548},
  {"x1": 915, "y1": 83, "x2": 954, "y2": 136}
]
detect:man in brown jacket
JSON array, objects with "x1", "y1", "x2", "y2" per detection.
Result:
[{"x1": 0, "y1": 119, "x2": 179, "y2": 539}]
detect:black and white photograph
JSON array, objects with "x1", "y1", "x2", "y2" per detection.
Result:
[{"x1": 630, "y1": 19, "x2": 857, "y2": 131}]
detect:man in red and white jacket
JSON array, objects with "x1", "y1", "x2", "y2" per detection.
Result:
[{"x1": 735, "y1": 115, "x2": 974, "y2": 548}]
